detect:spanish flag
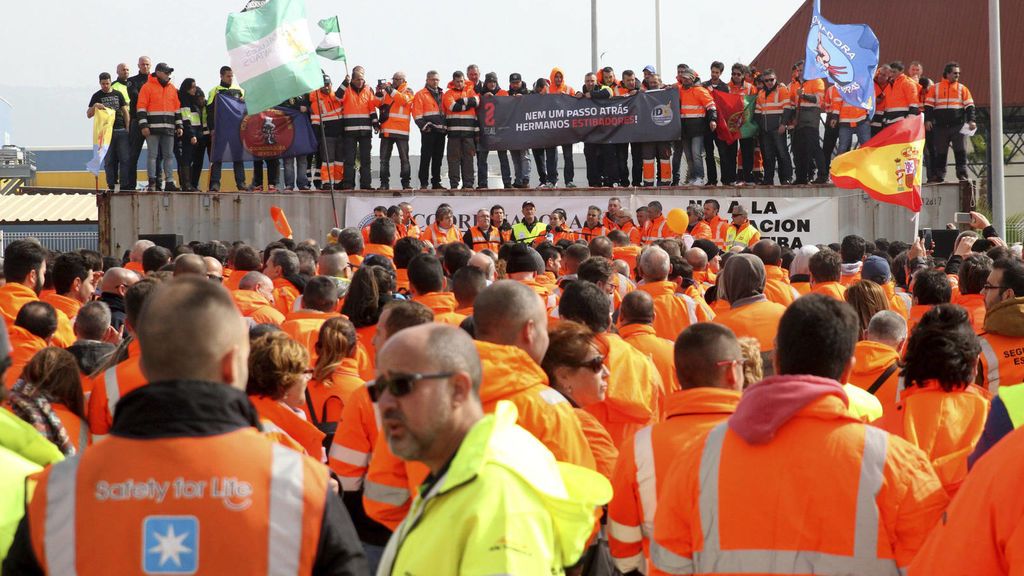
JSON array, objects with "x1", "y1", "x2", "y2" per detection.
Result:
[{"x1": 830, "y1": 115, "x2": 924, "y2": 212}]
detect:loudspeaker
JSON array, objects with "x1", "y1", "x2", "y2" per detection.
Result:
[{"x1": 138, "y1": 234, "x2": 184, "y2": 252}]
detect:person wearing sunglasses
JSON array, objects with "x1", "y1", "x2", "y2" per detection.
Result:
[
  {"x1": 373, "y1": 322, "x2": 611, "y2": 576},
  {"x1": 540, "y1": 320, "x2": 613, "y2": 479},
  {"x1": 246, "y1": 332, "x2": 324, "y2": 461}
]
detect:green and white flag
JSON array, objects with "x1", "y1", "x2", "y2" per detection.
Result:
[
  {"x1": 316, "y1": 16, "x2": 346, "y2": 62},
  {"x1": 225, "y1": 0, "x2": 322, "y2": 114}
]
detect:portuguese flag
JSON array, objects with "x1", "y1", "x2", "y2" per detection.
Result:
[
  {"x1": 831, "y1": 115, "x2": 925, "y2": 212},
  {"x1": 711, "y1": 90, "x2": 757, "y2": 145}
]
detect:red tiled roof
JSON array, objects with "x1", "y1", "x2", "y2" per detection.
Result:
[{"x1": 750, "y1": 0, "x2": 1024, "y2": 107}]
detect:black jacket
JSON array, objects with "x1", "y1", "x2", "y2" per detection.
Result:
[
  {"x1": 2, "y1": 380, "x2": 369, "y2": 576},
  {"x1": 99, "y1": 291, "x2": 127, "y2": 333},
  {"x1": 126, "y1": 72, "x2": 149, "y2": 118},
  {"x1": 66, "y1": 340, "x2": 116, "y2": 377}
]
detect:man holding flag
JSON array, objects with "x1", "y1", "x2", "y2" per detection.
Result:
[
  {"x1": 831, "y1": 115, "x2": 925, "y2": 214},
  {"x1": 87, "y1": 72, "x2": 130, "y2": 191},
  {"x1": 727, "y1": 63, "x2": 758, "y2": 185}
]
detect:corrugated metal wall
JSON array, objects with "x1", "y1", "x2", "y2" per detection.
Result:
[{"x1": 100, "y1": 184, "x2": 962, "y2": 256}]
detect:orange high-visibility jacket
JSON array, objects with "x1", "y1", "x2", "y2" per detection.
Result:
[
  {"x1": 419, "y1": 222, "x2": 461, "y2": 246},
  {"x1": 678, "y1": 85, "x2": 715, "y2": 119},
  {"x1": 884, "y1": 74, "x2": 921, "y2": 122},
  {"x1": 340, "y1": 84, "x2": 381, "y2": 137},
  {"x1": 411, "y1": 86, "x2": 444, "y2": 131},
  {"x1": 328, "y1": 385, "x2": 378, "y2": 492},
  {"x1": 613, "y1": 245, "x2": 642, "y2": 279},
  {"x1": 364, "y1": 243, "x2": 394, "y2": 262},
  {"x1": 908, "y1": 425, "x2": 1024, "y2": 575},
  {"x1": 380, "y1": 83, "x2": 414, "y2": 139},
  {"x1": 575, "y1": 408, "x2": 617, "y2": 481},
  {"x1": 713, "y1": 297, "x2": 786, "y2": 353},
  {"x1": 26, "y1": 428, "x2": 326, "y2": 575},
  {"x1": 848, "y1": 340, "x2": 902, "y2": 414},
  {"x1": 953, "y1": 292, "x2": 986, "y2": 334},
  {"x1": 637, "y1": 281, "x2": 700, "y2": 342},
  {"x1": 0, "y1": 283, "x2": 74, "y2": 348},
  {"x1": 586, "y1": 334, "x2": 662, "y2": 448},
  {"x1": 810, "y1": 281, "x2": 847, "y2": 301},
  {"x1": 232, "y1": 289, "x2": 286, "y2": 326},
  {"x1": 579, "y1": 224, "x2": 609, "y2": 242},
  {"x1": 877, "y1": 381, "x2": 990, "y2": 496},
  {"x1": 41, "y1": 293, "x2": 82, "y2": 321},
  {"x1": 303, "y1": 357, "x2": 363, "y2": 424},
  {"x1": 4, "y1": 325, "x2": 47, "y2": 389},
  {"x1": 650, "y1": 380, "x2": 949, "y2": 576},
  {"x1": 608, "y1": 388, "x2": 740, "y2": 574},
  {"x1": 883, "y1": 281, "x2": 912, "y2": 319},
  {"x1": 53, "y1": 402, "x2": 91, "y2": 452},
  {"x1": 281, "y1": 310, "x2": 342, "y2": 367},
  {"x1": 705, "y1": 215, "x2": 730, "y2": 249},
  {"x1": 412, "y1": 292, "x2": 466, "y2": 326},
  {"x1": 466, "y1": 226, "x2": 502, "y2": 253},
  {"x1": 618, "y1": 323, "x2": 677, "y2": 406},
  {"x1": 763, "y1": 265, "x2": 799, "y2": 306},
  {"x1": 86, "y1": 339, "x2": 145, "y2": 436},
  {"x1": 641, "y1": 215, "x2": 671, "y2": 244},
  {"x1": 271, "y1": 277, "x2": 301, "y2": 316},
  {"x1": 249, "y1": 394, "x2": 325, "y2": 459},
  {"x1": 441, "y1": 84, "x2": 479, "y2": 137}
]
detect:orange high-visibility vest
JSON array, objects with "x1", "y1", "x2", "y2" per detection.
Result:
[
  {"x1": 86, "y1": 339, "x2": 145, "y2": 437},
  {"x1": 380, "y1": 84, "x2": 414, "y2": 139},
  {"x1": 467, "y1": 226, "x2": 501, "y2": 252},
  {"x1": 419, "y1": 222, "x2": 461, "y2": 246},
  {"x1": 27, "y1": 428, "x2": 326, "y2": 575},
  {"x1": 4, "y1": 325, "x2": 46, "y2": 389},
  {"x1": 328, "y1": 385, "x2": 377, "y2": 491},
  {"x1": 641, "y1": 216, "x2": 670, "y2": 244},
  {"x1": 303, "y1": 357, "x2": 363, "y2": 424},
  {"x1": 441, "y1": 85, "x2": 479, "y2": 137}
]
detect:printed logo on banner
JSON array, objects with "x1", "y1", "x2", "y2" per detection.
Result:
[{"x1": 651, "y1": 104, "x2": 673, "y2": 127}]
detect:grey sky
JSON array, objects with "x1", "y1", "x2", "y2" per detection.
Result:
[{"x1": 1, "y1": 0, "x2": 803, "y2": 147}]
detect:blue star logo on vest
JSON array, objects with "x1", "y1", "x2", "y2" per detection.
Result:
[{"x1": 143, "y1": 515, "x2": 199, "y2": 574}]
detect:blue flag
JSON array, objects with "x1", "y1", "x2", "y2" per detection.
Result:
[
  {"x1": 804, "y1": 0, "x2": 879, "y2": 111},
  {"x1": 211, "y1": 94, "x2": 318, "y2": 163}
]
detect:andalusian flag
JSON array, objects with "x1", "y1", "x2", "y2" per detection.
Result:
[
  {"x1": 831, "y1": 115, "x2": 925, "y2": 212},
  {"x1": 85, "y1": 108, "x2": 115, "y2": 176},
  {"x1": 225, "y1": 0, "x2": 322, "y2": 114},
  {"x1": 316, "y1": 16, "x2": 346, "y2": 62}
]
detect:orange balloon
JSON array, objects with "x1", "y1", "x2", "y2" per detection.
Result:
[{"x1": 666, "y1": 208, "x2": 689, "y2": 234}]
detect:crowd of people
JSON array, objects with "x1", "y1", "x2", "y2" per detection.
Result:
[
  {"x1": 88, "y1": 56, "x2": 977, "y2": 193},
  {"x1": 1, "y1": 189, "x2": 1022, "y2": 575}
]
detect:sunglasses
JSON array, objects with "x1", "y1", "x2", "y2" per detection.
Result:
[
  {"x1": 575, "y1": 355, "x2": 605, "y2": 373},
  {"x1": 368, "y1": 371, "x2": 454, "y2": 402}
]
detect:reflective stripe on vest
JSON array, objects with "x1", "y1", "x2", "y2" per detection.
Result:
[
  {"x1": 651, "y1": 423, "x2": 899, "y2": 575},
  {"x1": 681, "y1": 294, "x2": 699, "y2": 325},
  {"x1": 633, "y1": 426, "x2": 657, "y2": 538},
  {"x1": 44, "y1": 455, "x2": 81, "y2": 575},
  {"x1": 998, "y1": 384, "x2": 1024, "y2": 429},
  {"x1": 78, "y1": 420, "x2": 90, "y2": 453},
  {"x1": 979, "y1": 337, "x2": 1001, "y2": 393},
  {"x1": 364, "y1": 479, "x2": 411, "y2": 506},
  {"x1": 726, "y1": 225, "x2": 758, "y2": 250},
  {"x1": 268, "y1": 444, "x2": 305, "y2": 575},
  {"x1": 105, "y1": 366, "x2": 120, "y2": 420}
]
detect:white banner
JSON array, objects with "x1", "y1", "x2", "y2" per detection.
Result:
[{"x1": 345, "y1": 194, "x2": 838, "y2": 249}]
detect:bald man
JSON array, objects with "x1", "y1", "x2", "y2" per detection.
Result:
[
  {"x1": 4, "y1": 277, "x2": 369, "y2": 574},
  {"x1": 637, "y1": 246, "x2": 711, "y2": 340},
  {"x1": 98, "y1": 266, "x2": 140, "y2": 333},
  {"x1": 467, "y1": 251, "x2": 496, "y2": 283},
  {"x1": 364, "y1": 281, "x2": 596, "y2": 531},
  {"x1": 232, "y1": 271, "x2": 285, "y2": 326},
  {"x1": 618, "y1": 290, "x2": 677, "y2": 394},
  {"x1": 203, "y1": 256, "x2": 224, "y2": 282},
  {"x1": 173, "y1": 253, "x2": 207, "y2": 277},
  {"x1": 126, "y1": 239, "x2": 154, "y2": 274},
  {"x1": 375, "y1": 323, "x2": 611, "y2": 576}
]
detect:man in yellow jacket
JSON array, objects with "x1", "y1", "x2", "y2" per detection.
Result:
[{"x1": 374, "y1": 323, "x2": 611, "y2": 575}]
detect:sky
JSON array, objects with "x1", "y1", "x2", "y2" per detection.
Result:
[{"x1": 0, "y1": 0, "x2": 804, "y2": 148}]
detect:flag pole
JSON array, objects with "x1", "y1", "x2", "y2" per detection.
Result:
[
  {"x1": 314, "y1": 89, "x2": 340, "y2": 227},
  {"x1": 989, "y1": 0, "x2": 1005, "y2": 235}
]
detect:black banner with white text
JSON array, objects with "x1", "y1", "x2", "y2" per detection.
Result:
[{"x1": 478, "y1": 88, "x2": 681, "y2": 151}]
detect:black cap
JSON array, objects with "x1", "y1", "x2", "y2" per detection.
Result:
[
  {"x1": 692, "y1": 239, "x2": 721, "y2": 260},
  {"x1": 155, "y1": 62, "x2": 174, "y2": 74},
  {"x1": 509, "y1": 72, "x2": 522, "y2": 83},
  {"x1": 522, "y1": 200, "x2": 535, "y2": 209},
  {"x1": 505, "y1": 244, "x2": 545, "y2": 274},
  {"x1": 485, "y1": 72, "x2": 498, "y2": 83}
]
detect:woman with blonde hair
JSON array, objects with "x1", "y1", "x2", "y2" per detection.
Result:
[
  {"x1": 246, "y1": 332, "x2": 325, "y2": 460},
  {"x1": 8, "y1": 347, "x2": 89, "y2": 454},
  {"x1": 306, "y1": 316, "x2": 362, "y2": 426},
  {"x1": 844, "y1": 279, "x2": 891, "y2": 334}
]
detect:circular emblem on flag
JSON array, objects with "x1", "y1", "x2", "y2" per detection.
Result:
[
  {"x1": 727, "y1": 110, "x2": 745, "y2": 132},
  {"x1": 357, "y1": 214, "x2": 376, "y2": 229},
  {"x1": 650, "y1": 104, "x2": 673, "y2": 126},
  {"x1": 241, "y1": 109, "x2": 295, "y2": 158}
]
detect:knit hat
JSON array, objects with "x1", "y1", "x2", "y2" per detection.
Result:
[
  {"x1": 861, "y1": 255, "x2": 892, "y2": 284},
  {"x1": 485, "y1": 72, "x2": 498, "y2": 83},
  {"x1": 692, "y1": 239, "x2": 721, "y2": 260},
  {"x1": 505, "y1": 244, "x2": 545, "y2": 275}
]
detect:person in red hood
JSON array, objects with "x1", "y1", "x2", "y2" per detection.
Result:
[{"x1": 651, "y1": 294, "x2": 948, "y2": 575}]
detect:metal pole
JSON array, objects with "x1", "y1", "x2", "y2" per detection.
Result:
[
  {"x1": 591, "y1": 0, "x2": 599, "y2": 72},
  {"x1": 655, "y1": 0, "x2": 662, "y2": 76},
  {"x1": 989, "y1": 0, "x2": 1005, "y2": 234},
  {"x1": 314, "y1": 90, "x2": 340, "y2": 227}
]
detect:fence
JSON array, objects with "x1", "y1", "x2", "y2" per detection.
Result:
[
  {"x1": 0, "y1": 230, "x2": 99, "y2": 252},
  {"x1": 1008, "y1": 219, "x2": 1024, "y2": 245}
]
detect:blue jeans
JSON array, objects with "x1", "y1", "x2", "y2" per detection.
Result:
[
  {"x1": 679, "y1": 134, "x2": 704, "y2": 182},
  {"x1": 510, "y1": 149, "x2": 531, "y2": 185},
  {"x1": 145, "y1": 133, "x2": 175, "y2": 183},
  {"x1": 210, "y1": 161, "x2": 247, "y2": 190},
  {"x1": 105, "y1": 129, "x2": 131, "y2": 190},
  {"x1": 837, "y1": 122, "x2": 872, "y2": 154},
  {"x1": 283, "y1": 155, "x2": 309, "y2": 189}
]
